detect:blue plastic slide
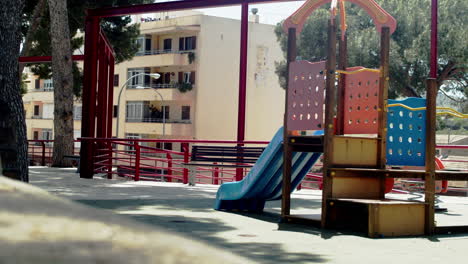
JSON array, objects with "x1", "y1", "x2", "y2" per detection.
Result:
[{"x1": 214, "y1": 127, "x2": 322, "y2": 212}]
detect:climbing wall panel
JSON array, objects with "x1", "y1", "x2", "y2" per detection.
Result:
[
  {"x1": 287, "y1": 60, "x2": 326, "y2": 131},
  {"x1": 343, "y1": 67, "x2": 380, "y2": 134},
  {"x1": 386, "y1": 98, "x2": 426, "y2": 166}
]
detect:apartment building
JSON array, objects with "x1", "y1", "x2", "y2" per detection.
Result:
[{"x1": 23, "y1": 11, "x2": 285, "y2": 150}]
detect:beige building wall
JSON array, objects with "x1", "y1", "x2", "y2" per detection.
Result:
[{"x1": 195, "y1": 15, "x2": 284, "y2": 141}]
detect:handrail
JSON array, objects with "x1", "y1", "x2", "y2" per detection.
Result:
[
  {"x1": 388, "y1": 104, "x2": 468, "y2": 119},
  {"x1": 336, "y1": 68, "x2": 380, "y2": 75}
]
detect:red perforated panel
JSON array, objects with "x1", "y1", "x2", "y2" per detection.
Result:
[
  {"x1": 343, "y1": 67, "x2": 380, "y2": 134},
  {"x1": 287, "y1": 60, "x2": 326, "y2": 131}
]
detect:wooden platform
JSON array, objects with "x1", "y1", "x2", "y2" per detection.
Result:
[
  {"x1": 330, "y1": 167, "x2": 468, "y2": 180},
  {"x1": 327, "y1": 198, "x2": 426, "y2": 238}
]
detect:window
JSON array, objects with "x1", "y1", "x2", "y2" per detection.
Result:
[
  {"x1": 73, "y1": 105, "x2": 82, "y2": 120},
  {"x1": 125, "y1": 133, "x2": 141, "y2": 151},
  {"x1": 113, "y1": 105, "x2": 118, "y2": 118},
  {"x1": 156, "y1": 142, "x2": 172, "y2": 150},
  {"x1": 183, "y1": 72, "x2": 191, "y2": 83},
  {"x1": 42, "y1": 129, "x2": 53, "y2": 146},
  {"x1": 43, "y1": 79, "x2": 53, "y2": 91},
  {"x1": 179, "y1": 36, "x2": 197, "y2": 51},
  {"x1": 113, "y1": 74, "x2": 119, "y2": 87},
  {"x1": 179, "y1": 72, "x2": 195, "y2": 84},
  {"x1": 163, "y1": 38, "x2": 172, "y2": 51},
  {"x1": 163, "y1": 72, "x2": 171, "y2": 84},
  {"x1": 162, "y1": 105, "x2": 169, "y2": 119},
  {"x1": 42, "y1": 104, "x2": 54, "y2": 119},
  {"x1": 181, "y1": 106, "x2": 190, "y2": 120},
  {"x1": 33, "y1": 131, "x2": 39, "y2": 140},
  {"x1": 136, "y1": 35, "x2": 152, "y2": 55},
  {"x1": 126, "y1": 102, "x2": 144, "y2": 122},
  {"x1": 127, "y1": 68, "x2": 151, "y2": 88},
  {"x1": 33, "y1": 105, "x2": 40, "y2": 116},
  {"x1": 35, "y1": 79, "x2": 40, "y2": 89},
  {"x1": 74, "y1": 130, "x2": 81, "y2": 148}
]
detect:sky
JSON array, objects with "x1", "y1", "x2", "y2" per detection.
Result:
[
  {"x1": 196, "y1": 1, "x2": 306, "y2": 25},
  {"x1": 150, "y1": 0, "x2": 307, "y2": 25}
]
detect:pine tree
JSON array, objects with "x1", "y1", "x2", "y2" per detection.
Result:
[{"x1": 0, "y1": 0, "x2": 28, "y2": 182}]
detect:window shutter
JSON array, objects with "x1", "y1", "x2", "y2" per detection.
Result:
[
  {"x1": 178, "y1": 72, "x2": 183, "y2": 83},
  {"x1": 190, "y1": 71, "x2": 195, "y2": 84},
  {"x1": 179, "y1": 38, "x2": 184, "y2": 51},
  {"x1": 113, "y1": 105, "x2": 118, "y2": 118},
  {"x1": 192, "y1": 36, "x2": 196, "y2": 49},
  {"x1": 145, "y1": 38, "x2": 152, "y2": 51},
  {"x1": 165, "y1": 73, "x2": 171, "y2": 84},
  {"x1": 113, "y1": 74, "x2": 119, "y2": 87},
  {"x1": 35, "y1": 79, "x2": 40, "y2": 89}
]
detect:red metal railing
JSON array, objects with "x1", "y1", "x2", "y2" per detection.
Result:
[
  {"x1": 27, "y1": 139, "x2": 466, "y2": 191},
  {"x1": 27, "y1": 140, "x2": 80, "y2": 166},
  {"x1": 83, "y1": 138, "x2": 271, "y2": 185}
]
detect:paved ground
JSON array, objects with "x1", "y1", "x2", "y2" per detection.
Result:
[{"x1": 26, "y1": 167, "x2": 468, "y2": 263}]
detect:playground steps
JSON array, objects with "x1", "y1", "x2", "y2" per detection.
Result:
[
  {"x1": 324, "y1": 134, "x2": 429, "y2": 237},
  {"x1": 327, "y1": 198, "x2": 426, "y2": 238},
  {"x1": 330, "y1": 168, "x2": 468, "y2": 181}
]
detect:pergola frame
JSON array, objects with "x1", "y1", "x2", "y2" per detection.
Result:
[{"x1": 79, "y1": 0, "x2": 303, "y2": 179}]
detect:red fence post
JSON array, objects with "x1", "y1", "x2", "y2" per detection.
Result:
[
  {"x1": 41, "y1": 142, "x2": 46, "y2": 166},
  {"x1": 107, "y1": 141, "x2": 113, "y2": 179},
  {"x1": 134, "y1": 141, "x2": 140, "y2": 181},
  {"x1": 235, "y1": 167, "x2": 243, "y2": 181},
  {"x1": 167, "y1": 153, "x2": 172, "y2": 182},
  {"x1": 182, "y1": 143, "x2": 189, "y2": 184},
  {"x1": 214, "y1": 163, "x2": 219, "y2": 185},
  {"x1": 80, "y1": 16, "x2": 100, "y2": 179}
]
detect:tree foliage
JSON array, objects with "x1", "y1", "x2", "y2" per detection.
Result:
[
  {"x1": 275, "y1": 0, "x2": 467, "y2": 103},
  {"x1": 22, "y1": 0, "x2": 152, "y2": 96}
]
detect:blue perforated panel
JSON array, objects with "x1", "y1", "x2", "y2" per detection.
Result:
[{"x1": 386, "y1": 98, "x2": 426, "y2": 166}]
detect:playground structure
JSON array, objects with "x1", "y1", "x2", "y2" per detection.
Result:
[
  {"x1": 276, "y1": 0, "x2": 468, "y2": 237},
  {"x1": 18, "y1": 0, "x2": 468, "y2": 238}
]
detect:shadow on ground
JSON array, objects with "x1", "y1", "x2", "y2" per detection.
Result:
[{"x1": 78, "y1": 198, "x2": 330, "y2": 263}]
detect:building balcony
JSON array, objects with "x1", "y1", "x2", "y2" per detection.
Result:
[
  {"x1": 126, "y1": 50, "x2": 195, "y2": 68},
  {"x1": 124, "y1": 120, "x2": 193, "y2": 136},
  {"x1": 31, "y1": 87, "x2": 54, "y2": 92},
  {"x1": 124, "y1": 85, "x2": 195, "y2": 101},
  {"x1": 125, "y1": 118, "x2": 191, "y2": 124}
]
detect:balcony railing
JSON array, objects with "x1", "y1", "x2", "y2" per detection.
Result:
[
  {"x1": 30, "y1": 115, "x2": 53, "y2": 120},
  {"x1": 127, "y1": 83, "x2": 178, "y2": 89},
  {"x1": 33, "y1": 87, "x2": 54, "y2": 92},
  {"x1": 135, "y1": 49, "x2": 195, "y2": 56},
  {"x1": 125, "y1": 117, "x2": 191, "y2": 124}
]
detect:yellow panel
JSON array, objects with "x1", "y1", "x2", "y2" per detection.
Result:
[
  {"x1": 332, "y1": 177, "x2": 381, "y2": 199},
  {"x1": 332, "y1": 137, "x2": 378, "y2": 167},
  {"x1": 368, "y1": 203, "x2": 425, "y2": 237}
]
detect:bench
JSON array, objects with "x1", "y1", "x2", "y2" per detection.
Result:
[
  {"x1": 64, "y1": 155, "x2": 80, "y2": 173},
  {"x1": 184, "y1": 145, "x2": 265, "y2": 185}
]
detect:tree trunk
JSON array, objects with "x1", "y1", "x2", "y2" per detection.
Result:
[
  {"x1": 48, "y1": 0, "x2": 74, "y2": 167},
  {"x1": 18, "y1": 0, "x2": 46, "y2": 75},
  {"x1": 0, "y1": 0, "x2": 28, "y2": 182}
]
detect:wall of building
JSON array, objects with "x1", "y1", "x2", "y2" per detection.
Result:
[{"x1": 195, "y1": 15, "x2": 284, "y2": 141}]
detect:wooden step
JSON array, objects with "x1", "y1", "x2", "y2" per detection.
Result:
[
  {"x1": 327, "y1": 198, "x2": 426, "y2": 237},
  {"x1": 288, "y1": 135, "x2": 324, "y2": 152}
]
